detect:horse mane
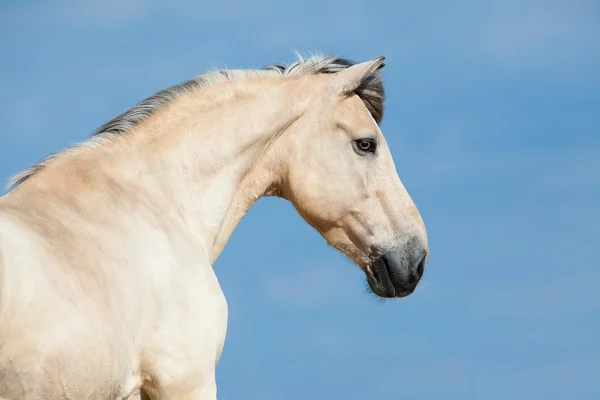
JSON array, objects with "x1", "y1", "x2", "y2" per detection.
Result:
[{"x1": 6, "y1": 54, "x2": 385, "y2": 192}]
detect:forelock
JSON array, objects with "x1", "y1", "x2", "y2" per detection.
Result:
[{"x1": 262, "y1": 54, "x2": 385, "y2": 123}]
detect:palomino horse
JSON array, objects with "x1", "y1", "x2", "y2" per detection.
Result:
[{"x1": 0, "y1": 54, "x2": 428, "y2": 399}]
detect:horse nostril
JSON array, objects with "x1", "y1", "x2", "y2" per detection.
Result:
[{"x1": 415, "y1": 253, "x2": 426, "y2": 279}]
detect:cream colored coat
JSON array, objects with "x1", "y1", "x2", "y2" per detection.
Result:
[{"x1": 0, "y1": 56, "x2": 428, "y2": 399}]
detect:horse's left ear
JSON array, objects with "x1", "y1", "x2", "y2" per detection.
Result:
[{"x1": 331, "y1": 56, "x2": 386, "y2": 95}]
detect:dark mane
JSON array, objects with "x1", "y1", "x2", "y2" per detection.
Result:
[{"x1": 7, "y1": 54, "x2": 385, "y2": 191}]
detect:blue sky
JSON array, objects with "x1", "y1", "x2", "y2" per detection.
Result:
[{"x1": 1, "y1": 1, "x2": 599, "y2": 399}]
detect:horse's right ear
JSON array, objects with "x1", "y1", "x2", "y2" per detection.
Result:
[{"x1": 330, "y1": 56, "x2": 386, "y2": 96}]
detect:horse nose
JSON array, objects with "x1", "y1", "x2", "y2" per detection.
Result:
[
  {"x1": 385, "y1": 237, "x2": 428, "y2": 295},
  {"x1": 367, "y1": 235, "x2": 428, "y2": 298}
]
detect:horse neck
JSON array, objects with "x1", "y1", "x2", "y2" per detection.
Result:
[
  {"x1": 5, "y1": 77, "x2": 305, "y2": 265},
  {"x1": 116, "y1": 78, "x2": 304, "y2": 264}
]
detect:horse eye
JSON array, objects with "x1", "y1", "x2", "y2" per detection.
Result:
[{"x1": 355, "y1": 138, "x2": 377, "y2": 154}]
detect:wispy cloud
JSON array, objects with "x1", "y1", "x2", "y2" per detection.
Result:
[
  {"x1": 262, "y1": 259, "x2": 364, "y2": 308},
  {"x1": 1, "y1": 0, "x2": 151, "y2": 26},
  {"x1": 474, "y1": 270, "x2": 600, "y2": 318},
  {"x1": 534, "y1": 147, "x2": 600, "y2": 194},
  {"x1": 475, "y1": 1, "x2": 600, "y2": 71}
]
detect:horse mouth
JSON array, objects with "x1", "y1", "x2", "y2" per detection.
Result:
[{"x1": 365, "y1": 256, "x2": 415, "y2": 299}]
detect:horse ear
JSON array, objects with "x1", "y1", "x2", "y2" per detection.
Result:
[{"x1": 331, "y1": 56, "x2": 386, "y2": 95}]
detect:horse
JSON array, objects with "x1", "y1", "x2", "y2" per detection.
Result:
[{"x1": 0, "y1": 54, "x2": 428, "y2": 399}]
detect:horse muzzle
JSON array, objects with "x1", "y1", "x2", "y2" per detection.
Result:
[{"x1": 366, "y1": 237, "x2": 428, "y2": 298}]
